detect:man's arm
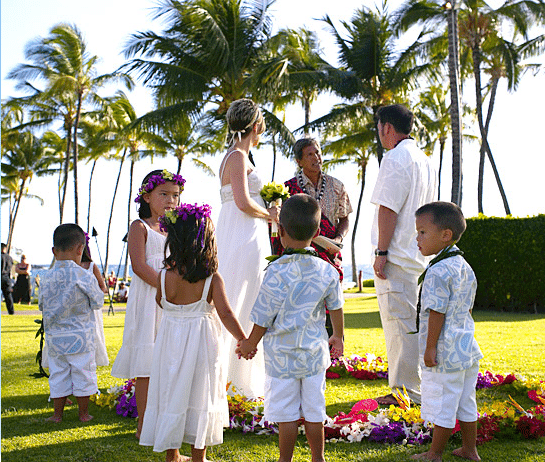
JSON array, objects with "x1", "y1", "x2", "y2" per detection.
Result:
[{"x1": 373, "y1": 205, "x2": 398, "y2": 280}]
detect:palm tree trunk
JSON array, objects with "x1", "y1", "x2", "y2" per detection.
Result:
[
  {"x1": 447, "y1": 5, "x2": 463, "y2": 206},
  {"x1": 271, "y1": 133, "x2": 277, "y2": 181},
  {"x1": 124, "y1": 160, "x2": 135, "y2": 282},
  {"x1": 104, "y1": 149, "x2": 127, "y2": 278},
  {"x1": 304, "y1": 97, "x2": 310, "y2": 135},
  {"x1": 6, "y1": 178, "x2": 27, "y2": 252},
  {"x1": 72, "y1": 91, "x2": 83, "y2": 225},
  {"x1": 478, "y1": 76, "x2": 500, "y2": 214},
  {"x1": 351, "y1": 157, "x2": 368, "y2": 283},
  {"x1": 472, "y1": 47, "x2": 510, "y2": 215},
  {"x1": 60, "y1": 124, "x2": 73, "y2": 223},
  {"x1": 438, "y1": 138, "x2": 446, "y2": 201},
  {"x1": 87, "y1": 159, "x2": 97, "y2": 233}
]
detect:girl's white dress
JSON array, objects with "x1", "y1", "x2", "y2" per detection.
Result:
[
  {"x1": 88, "y1": 262, "x2": 109, "y2": 366},
  {"x1": 139, "y1": 271, "x2": 228, "y2": 452},
  {"x1": 111, "y1": 219, "x2": 165, "y2": 378},
  {"x1": 216, "y1": 151, "x2": 268, "y2": 398}
]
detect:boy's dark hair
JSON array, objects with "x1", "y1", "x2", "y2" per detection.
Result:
[
  {"x1": 163, "y1": 216, "x2": 218, "y2": 283},
  {"x1": 416, "y1": 201, "x2": 467, "y2": 242},
  {"x1": 1, "y1": 243, "x2": 7, "y2": 252},
  {"x1": 376, "y1": 104, "x2": 414, "y2": 135},
  {"x1": 53, "y1": 224, "x2": 86, "y2": 251},
  {"x1": 293, "y1": 137, "x2": 320, "y2": 161},
  {"x1": 279, "y1": 194, "x2": 320, "y2": 241}
]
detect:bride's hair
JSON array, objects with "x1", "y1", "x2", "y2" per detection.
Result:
[{"x1": 226, "y1": 98, "x2": 265, "y2": 143}]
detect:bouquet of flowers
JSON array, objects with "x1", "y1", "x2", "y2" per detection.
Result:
[{"x1": 260, "y1": 182, "x2": 290, "y2": 236}]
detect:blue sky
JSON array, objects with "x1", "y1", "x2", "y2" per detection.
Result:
[{"x1": 2, "y1": 0, "x2": 544, "y2": 266}]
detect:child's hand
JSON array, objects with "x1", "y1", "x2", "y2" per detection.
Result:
[
  {"x1": 236, "y1": 339, "x2": 258, "y2": 360},
  {"x1": 328, "y1": 335, "x2": 344, "y2": 359},
  {"x1": 424, "y1": 347, "x2": 438, "y2": 367}
]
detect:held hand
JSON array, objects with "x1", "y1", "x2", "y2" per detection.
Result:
[
  {"x1": 423, "y1": 347, "x2": 438, "y2": 367},
  {"x1": 373, "y1": 256, "x2": 387, "y2": 280},
  {"x1": 267, "y1": 204, "x2": 280, "y2": 223},
  {"x1": 236, "y1": 339, "x2": 258, "y2": 360},
  {"x1": 328, "y1": 335, "x2": 344, "y2": 359}
]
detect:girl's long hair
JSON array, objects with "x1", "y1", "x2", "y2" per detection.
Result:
[{"x1": 163, "y1": 216, "x2": 218, "y2": 283}]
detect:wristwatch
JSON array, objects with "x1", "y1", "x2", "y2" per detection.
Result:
[{"x1": 374, "y1": 249, "x2": 388, "y2": 256}]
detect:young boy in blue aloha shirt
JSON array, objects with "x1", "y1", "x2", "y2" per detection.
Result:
[
  {"x1": 39, "y1": 224, "x2": 105, "y2": 423},
  {"x1": 412, "y1": 202, "x2": 482, "y2": 462},
  {"x1": 237, "y1": 194, "x2": 344, "y2": 462}
]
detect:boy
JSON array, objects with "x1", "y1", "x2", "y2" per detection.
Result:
[
  {"x1": 412, "y1": 202, "x2": 482, "y2": 462},
  {"x1": 237, "y1": 194, "x2": 344, "y2": 462},
  {"x1": 39, "y1": 224, "x2": 105, "y2": 423}
]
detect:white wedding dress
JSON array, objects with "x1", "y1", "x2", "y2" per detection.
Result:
[{"x1": 215, "y1": 152, "x2": 269, "y2": 398}]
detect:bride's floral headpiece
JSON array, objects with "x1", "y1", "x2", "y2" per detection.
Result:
[
  {"x1": 160, "y1": 203, "x2": 213, "y2": 245},
  {"x1": 134, "y1": 169, "x2": 186, "y2": 203}
]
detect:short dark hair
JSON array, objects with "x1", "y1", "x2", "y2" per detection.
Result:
[
  {"x1": 163, "y1": 214, "x2": 218, "y2": 283},
  {"x1": 279, "y1": 194, "x2": 321, "y2": 241},
  {"x1": 1, "y1": 243, "x2": 7, "y2": 252},
  {"x1": 53, "y1": 224, "x2": 86, "y2": 251},
  {"x1": 376, "y1": 104, "x2": 414, "y2": 135},
  {"x1": 416, "y1": 201, "x2": 467, "y2": 242},
  {"x1": 293, "y1": 137, "x2": 320, "y2": 162}
]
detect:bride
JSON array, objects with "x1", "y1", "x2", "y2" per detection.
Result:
[{"x1": 216, "y1": 99, "x2": 279, "y2": 398}]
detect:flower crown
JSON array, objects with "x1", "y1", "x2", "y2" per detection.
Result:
[
  {"x1": 134, "y1": 169, "x2": 186, "y2": 203},
  {"x1": 159, "y1": 203, "x2": 212, "y2": 232}
]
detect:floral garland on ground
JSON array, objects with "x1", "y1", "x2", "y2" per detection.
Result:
[{"x1": 91, "y1": 358, "x2": 545, "y2": 446}]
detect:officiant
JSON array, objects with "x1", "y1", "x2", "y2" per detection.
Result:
[{"x1": 272, "y1": 137, "x2": 352, "y2": 281}]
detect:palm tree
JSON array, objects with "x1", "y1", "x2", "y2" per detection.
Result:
[
  {"x1": 7, "y1": 23, "x2": 133, "y2": 224},
  {"x1": 122, "y1": 0, "x2": 293, "y2": 150},
  {"x1": 309, "y1": 3, "x2": 432, "y2": 165},
  {"x1": 1, "y1": 132, "x2": 57, "y2": 251}
]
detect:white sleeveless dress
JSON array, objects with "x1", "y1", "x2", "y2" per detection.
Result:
[
  {"x1": 139, "y1": 272, "x2": 228, "y2": 452},
  {"x1": 215, "y1": 151, "x2": 269, "y2": 398},
  {"x1": 88, "y1": 262, "x2": 109, "y2": 366},
  {"x1": 111, "y1": 219, "x2": 165, "y2": 379}
]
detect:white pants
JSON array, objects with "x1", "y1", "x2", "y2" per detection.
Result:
[
  {"x1": 421, "y1": 362, "x2": 479, "y2": 428},
  {"x1": 48, "y1": 350, "x2": 97, "y2": 398},
  {"x1": 375, "y1": 262, "x2": 421, "y2": 403},
  {"x1": 264, "y1": 372, "x2": 326, "y2": 423}
]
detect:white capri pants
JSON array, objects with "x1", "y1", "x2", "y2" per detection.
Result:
[
  {"x1": 264, "y1": 372, "x2": 327, "y2": 423},
  {"x1": 48, "y1": 350, "x2": 98, "y2": 398}
]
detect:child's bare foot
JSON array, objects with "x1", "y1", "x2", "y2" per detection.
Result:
[
  {"x1": 66, "y1": 398, "x2": 73, "y2": 405},
  {"x1": 165, "y1": 448, "x2": 191, "y2": 462},
  {"x1": 411, "y1": 451, "x2": 442, "y2": 461},
  {"x1": 45, "y1": 415, "x2": 62, "y2": 423},
  {"x1": 79, "y1": 414, "x2": 93, "y2": 422},
  {"x1": 452, "y1": 447, "x2": 481, "y2": 461}
]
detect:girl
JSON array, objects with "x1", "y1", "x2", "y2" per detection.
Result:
[
  {"x1": 216, "y1": 98, "x2": 279, "y2": 399},
  {"x1": 111, "y1": 169, "x2": 185, "y2": 439},
  {"x1": 140, "y1": 203, "x2": 247, "y2": 462},
  {"x1": 80, "y1": 241, "x2": 109, "y2": 367}
]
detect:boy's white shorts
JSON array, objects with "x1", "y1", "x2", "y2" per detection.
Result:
[
  {"x1": 48, "y1": 350, "x2": 98, "y2": 398},
  {"x1": 420, "y1": 361, "x2": 479, "y2": 428},
  {"x1": 264, "y1": 372, "x2": 326, "y2": 423}
]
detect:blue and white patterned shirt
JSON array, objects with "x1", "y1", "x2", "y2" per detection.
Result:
[
  {"x1": 39, "y1": 260, "x2": 104, "y2": 357},
  {"x1": 250, "y1": 253, "x2": 344, "y2": 379},
  {"x1": 419, "y1": 247, "x2": 483, "y2": 373}
]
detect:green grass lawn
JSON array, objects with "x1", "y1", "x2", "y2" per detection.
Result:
[{"x1": 2, "y1": 298, "x2": 544, "y2": 461}]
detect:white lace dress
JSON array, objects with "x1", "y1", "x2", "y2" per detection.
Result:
[
  {"x1": 111, "y1": 219, "x2": 165, "y2": 378},
  {"x1": 215, "y1": 152, "x2": 269, "y2": 398},
  {"x1": 139, "y1": 272, "x2": 228, "y2": 452}
]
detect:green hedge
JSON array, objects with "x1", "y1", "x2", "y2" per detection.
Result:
[{"x1": 457, "y1": 214, "x2": 545, "y2": 312}]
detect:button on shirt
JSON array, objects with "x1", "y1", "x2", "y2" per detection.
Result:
[
  {"x1": 250, "y1": 253, "x2": 344, "y2": 379},
  {"x1": 39, "y1": 260, "x2": 104, "y2": 356},
  {"x1": 419, "y1": 250, "x2": 483, "y2": 373},
  {"x1": 370, "y1": 139, "x2": 437, "y2": 274}
]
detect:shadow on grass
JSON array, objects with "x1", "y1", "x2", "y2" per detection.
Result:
[{"x1": 344, "y1": 310, "x2": 383, "y2": 330}]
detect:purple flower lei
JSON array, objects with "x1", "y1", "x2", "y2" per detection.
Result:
[
  {"x1": 159, "y1": 203, "x2": 213, "y2": 246},
  {"x1": 134, "y1": 170, "x2": 186, "y2": 203}
]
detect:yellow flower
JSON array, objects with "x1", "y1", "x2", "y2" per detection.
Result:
[{"x1": 162, "y1": 169, "x2": 173, "y2": 180}]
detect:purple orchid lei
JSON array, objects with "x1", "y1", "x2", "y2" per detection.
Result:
[
  {"x1": 134, "y1": 169, "x2": 186, "y2": 203},
  {"x1": 159, "y1": 203, "x2": 213, "y2": 247}
]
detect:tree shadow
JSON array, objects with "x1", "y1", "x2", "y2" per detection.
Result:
[{"x1": 344, "y1": 310, "x2": 383, "y2": 330}]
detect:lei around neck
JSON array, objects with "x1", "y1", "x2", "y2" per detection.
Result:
[{"x1": 134, "y1": 169, "x2": 186, "y2": 203}]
